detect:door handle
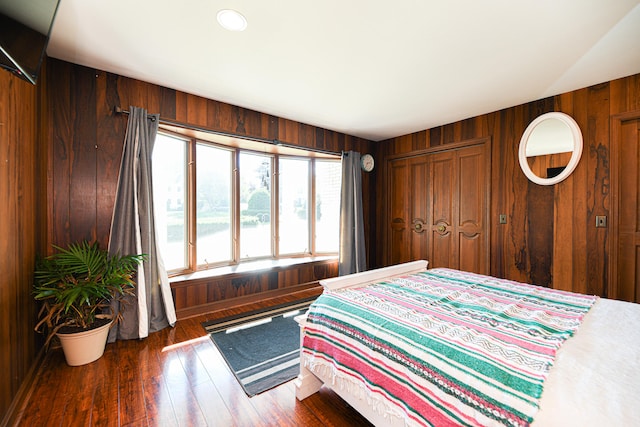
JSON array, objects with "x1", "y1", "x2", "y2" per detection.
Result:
[
  {"x1": 412, "y1": 219, "x2": 426, "y2": 234},
  {"x1": 435, "y1": 222, "x2": 449, "y2": 235}
]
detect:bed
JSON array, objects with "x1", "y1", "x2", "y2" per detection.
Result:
[{"x1": 295, "y1": 261, "x2": 640, "y2": 427}]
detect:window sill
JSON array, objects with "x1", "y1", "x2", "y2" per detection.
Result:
[{"x1": 169, "y1": 255, "x2": 338, "y2": 284}]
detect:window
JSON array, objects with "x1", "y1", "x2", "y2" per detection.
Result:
[
  {"x1": 240, "y1": 152, "x2": 273, "y2": 259},
  {"x1": 196, "y1": 143, "x2": 233, "y2": 265},
  {"x1": 279, "y1": 157, "x2": 309, "y2": 255},
  {"x1": 315, "y1": 160, "x2": 341, "y2": 252},
  {"x1": 152, "y1": 131, "x2": 341, "y2": 274},
  {"x1": 152, "y1": 133, "x2": 187, "y2": 271}
]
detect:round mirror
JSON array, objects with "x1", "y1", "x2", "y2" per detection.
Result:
[{"x1": 518, "y1": 112, "x2": 583, "y2": 185}]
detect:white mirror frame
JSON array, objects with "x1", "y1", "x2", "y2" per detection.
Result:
[{"x1": 518, "y1": 112, "x2": 583, "y2": 185}]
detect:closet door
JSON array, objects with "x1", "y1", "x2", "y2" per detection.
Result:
[
  {"x1": 426, "y1": 150, "x2": 456, "y2": 268},
  {"x1": 453, "y1": 144, "x2": 489, "y2": 274},
  {"x1": 387, "y1": 142, "x2": 490, "y2": 273},
  {"x1": 388, "y1": 156, "x2": 428, "y2": 264},
  {"x1": 427, "y1": 144, "x2": 489, "y2": 274}
]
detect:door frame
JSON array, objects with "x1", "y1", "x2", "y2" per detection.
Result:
[
  {"x1": 609, "y1": 110, "x2": 640, "y2": 299},
  {"x1": 383, "y1": 137, "x2": 491, "y2": 269}
]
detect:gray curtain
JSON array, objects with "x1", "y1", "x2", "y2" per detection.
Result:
[
  {"x1": 108, "y1": 106, "x2": 177, "y2": 342},
  {"x1": 338, "y1": 151, "x2": 367, "y2": 275}
]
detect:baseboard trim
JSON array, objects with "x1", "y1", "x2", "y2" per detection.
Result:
[{"x1": 1, "y1": 347, "x2": 46, "y2": 427}]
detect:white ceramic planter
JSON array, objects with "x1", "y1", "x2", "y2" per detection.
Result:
[{"x1": 57, "y1": 320, "x2": 112, "y2": 366}]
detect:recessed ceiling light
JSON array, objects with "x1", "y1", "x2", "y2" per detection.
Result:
[{"x1": 217, "y1": 9, "x2": 247, "y2": 32}]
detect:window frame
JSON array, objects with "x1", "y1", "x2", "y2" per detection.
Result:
[
  {"x1": 193, "y1": 140, "x2": 236, "y2": 267},
  {"x1": 237, "y1": 150, "x2": 275, "y2": 261},
  {"x1": 153, "y1": 130, "x2": 341, "y2": 276},
  {"x1": 277, "y1": 155, "x2": 312, "y2": 257}
]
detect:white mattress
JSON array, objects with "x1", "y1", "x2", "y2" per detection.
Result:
[{"x1": 533, "y1": 298, "x2": 640, "y2": 426}]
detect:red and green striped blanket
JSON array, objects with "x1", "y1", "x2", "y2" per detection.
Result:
[{"x1": 302, "y1": 268, "x2": 596, "y2": 427}]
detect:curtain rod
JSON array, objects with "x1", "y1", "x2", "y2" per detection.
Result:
[{"x1": 114, "y1": 106, "x2": 341, "y2": 157}]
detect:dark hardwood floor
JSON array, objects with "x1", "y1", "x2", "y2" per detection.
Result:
[{"x1": 14, "y1": 292, "x2": 373, "y2": 426}]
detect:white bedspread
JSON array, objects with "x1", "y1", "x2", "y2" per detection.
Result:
[{"x1": 533, "y1": 298, "x2": 640, "y2": 426}]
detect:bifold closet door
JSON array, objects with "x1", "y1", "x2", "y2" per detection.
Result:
[
  {"x1": 426, "y1": 144, "x2": 489, "y2": 274},
  {"x1": 387, "y1": 142, "x2": 489, "y2": 273},
  {"x1": 388, "y1": 156, "x2": 428, "y2": 265}
]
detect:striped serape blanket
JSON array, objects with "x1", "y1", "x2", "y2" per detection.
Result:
[{"x1": 302, "y1": 268, "x2": 597, "y2": 427}]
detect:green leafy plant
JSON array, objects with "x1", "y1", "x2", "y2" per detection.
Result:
[{"x1": 34, "y1": 241, "x2": 145, "y2": 348}]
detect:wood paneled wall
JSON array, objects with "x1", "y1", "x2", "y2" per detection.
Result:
[
  {"x1": 44, "y1": 58, "x2": 374, "y2": 251},
  {"x1": 0, "y1": 70, "x2": 47, "y2": 423},
  {"x1": 43, "y1": 58, "x2": 375, "y2": 312},
  {"x1": 173, "y1": 259, "x2": 338, "y2": 319},
  {"x1": 375, "y1": 74, "x2": 640, "y2": 297}
]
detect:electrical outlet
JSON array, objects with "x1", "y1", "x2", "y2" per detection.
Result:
[
  {"x1": 499, "y1": 214, "x2": 507, "y2": 224},
  {"x1": 596, "y1": 216, "x2": 607, "y2": 228}
]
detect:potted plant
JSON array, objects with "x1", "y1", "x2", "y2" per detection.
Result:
[{"x1": 33, "y1": 241, "x2": 145, "y2": 366}]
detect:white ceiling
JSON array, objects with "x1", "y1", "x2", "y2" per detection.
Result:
[{"x1": 47, "y1": 0, "x2": 640, "y2": 141}]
